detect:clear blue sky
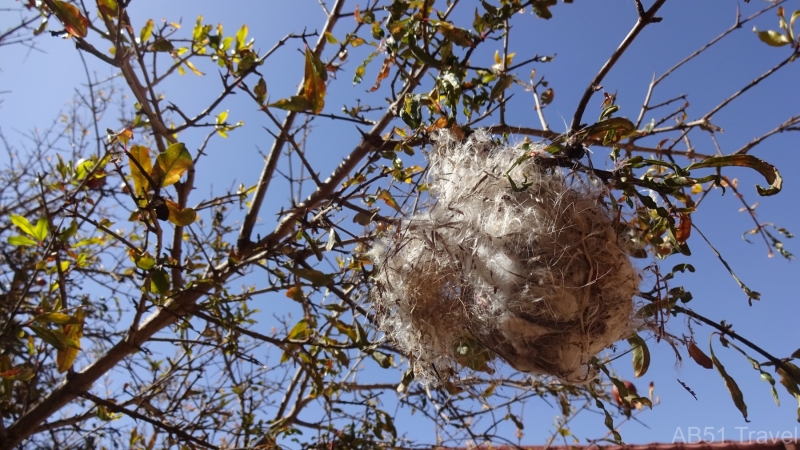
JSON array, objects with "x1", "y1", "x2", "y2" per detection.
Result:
[{"x1": 1, "y1": 0, "x2": 798, "y2": 446}]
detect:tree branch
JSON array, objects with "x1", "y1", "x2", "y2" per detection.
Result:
[{"x1": 569, "y1": 0, "x2": 666, "y2": 133}]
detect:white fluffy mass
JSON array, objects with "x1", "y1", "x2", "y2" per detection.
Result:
[{"x1": 369, "y1": 131, "x2": 639, "y2": 385}]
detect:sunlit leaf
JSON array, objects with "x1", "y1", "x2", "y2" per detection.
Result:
[
  {"x1": 128, "y1": 145, "x2": 153, "y2": 196},
  {"x1": 51, "y1": 1, "x2": 89, "y2": 38},
  {"x1": 753, "y1": 27, "x2": 792, "y2": 46},
  {"x1": 687, "y1": 154, "x2": 782, "y2": 196},
  {"x1": 302, "y1": 46, "x2": 327, "y2": 113},
  {"x1": 140, "y1": 19, "x2": 154, "y2": 43},
  {"x1": 10, "y1": 214, "x2": 37, "y2": 238},
  {"x1": 164, "y1": 199, "x2": 197, "y2": 226},
  {"x1": 34, "y1": 312, "x2": 77, "y2": 325},
  {"x1": 184, "y1": 60, "x2": 205, "y2": 76},
  {"x1": 437, "y1": 22, "x2": 474, "y2": 47},
  {"x1": 150, "y1": 143, "x2": 192, "y2": 188},
  {"x1": 8, "y1": 235, "x2": 38, "y2": 247},
  {"x1": 376, "y1": 189, "x2": 401, "y2": 212},
  {"x1": 56, "y1": 308, "x2": 84, "y2": 373},
  {"x1": 288, "y1": 319, "x2": 311, "y2": 341},
  {"x1": 235, "y1": 24, "x2": 248, "y2": 51},
  {"x1": 97, "y1": 0, "x2": 118, "y2": 18}
]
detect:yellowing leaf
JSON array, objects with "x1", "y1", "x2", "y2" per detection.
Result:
[
  {"x1": 376, "y1": 189, "x2": 401, "y2": 212},
  {"x1": 150, "y1": 143, "x2": 192, "y2": 188},
  {"x1": 675, "y1": 213, "x2": 691, "y2": 244},
  {"x1": 285, "y1": 286, "x2": 305, "y2": 302},
  {"x1": 97, "y1": 0, "x2": 118, "y2": 18},
  {"x1": 164, "y1": 199, "x2": 197, "y2": 226},
  {"x1": 627, "y1": 334, "x2": 650, "y2": 378},
  {"x1": 51, "y1": 1, "x2": 89, "y2": 38},
  {"x1": 369, "y1": 58, "x2": 392, "y2": 92},
  {"x1": 140, "y1": 19, "x2": 154, "y2": 43},
  {"x1": 57, "y1": 308, "x2": 84, "y2": 373},
  {"x1": 302, "y1": 47, "x2": 327, "y2": 113},
  {"x1": 128, "y1": 145, "x2": 153, "y2": 196},
  {"x1": 438, "y1": 22, "x2": 474, "y2": 47},
  {"x1": 753, "y1": 27, "x2": 792, "y2": 46},
  {"x1": 184, "y1": 60, "x2": 205, "y2": 76}
]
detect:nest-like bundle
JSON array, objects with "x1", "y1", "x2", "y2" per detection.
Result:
[{"x1": 370, "y1": 131, "x2": 639, "y2": 385}]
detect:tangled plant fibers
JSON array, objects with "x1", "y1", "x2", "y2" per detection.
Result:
[{"x1": 370, "y1": 131, "x2": 639, "y2": 385}]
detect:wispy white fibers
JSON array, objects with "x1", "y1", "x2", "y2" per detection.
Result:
[{"x1": 370, "y1": 131, "x2": 639, "y2": 386}]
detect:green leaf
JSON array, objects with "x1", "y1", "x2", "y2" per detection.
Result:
[
  {"x1": 710, "y1": 336, "x2": 749, "y2": 422},
  {"x1": 134, "y1": 253, "x2": 156, "y2": 270},
  {"x1": 753, "y1": 27, "x2": 792, "y2": 46},
  {"x1": 10, "y1": 214, "x2": 37, "y2": 238},
  {"x1": 140, "y1": 18, "x2": 154, "y2": 43},
  {"x1": 34, "y1": 312, "x2": 77, "y2": 325},
  {"x1": 489, "y1": 74, "x2": 514, "y2": 102},
  {"x1": 268, "y1": 95, "x2": 313, "y2": 112},
  {"x1": 595, "y1": 397, "x2": 623, "y2": 444},
  {"x1": 128, "y1": 145, "x2": 153, "y2": 196},
  {"x1": 33, "y1": 217, "x2": 49, "y2": 242},
  {"x1": 150, "y1": 268, "x2": 170, "y2": 295},
  {"x1": 29, "y1": 325, "x2": 69, "y2": 351},
  {"x1": 235, "y1": 24, "x2": 248, "y2": 51},
  {"x1": 721, "y1": 339, "x2": 780, "y2": 405},
  {"x1": 687, "y1": 154, "x2": 782, "y2": 196},
  {"x1": 150, "y1": 143, "x2": 192, "y2": 188},
  {"x1": 8, "y1": 235, "x2": 38, "y2": 247},
  {"x1": 370, "y1": 351, "x2": 393, "y2": 369},
  {"x1": 286, "y1": 267, "x2": 336, "y2": 287},
  {"x1": 254, "y1": 77, "x2": 267, "y2": 105},
  {"x1": 399, "y1": 94, "x2": 422, "y2": 129},
  {"x1": 628, "y1": 334, "x2": 650, "y2": 378},
  {"x1": 288, "y1": 319, "x2": 311, "y2": 341}
]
